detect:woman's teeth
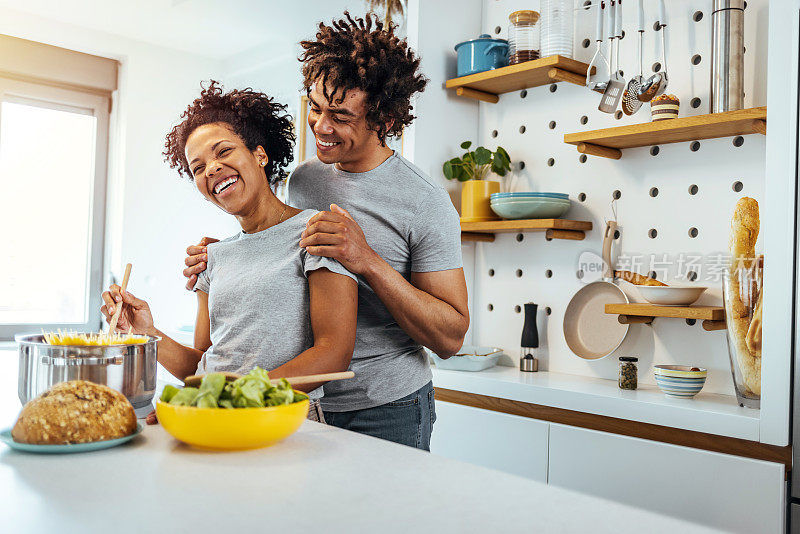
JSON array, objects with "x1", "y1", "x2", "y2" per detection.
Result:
[
  {"x1": 318, "y1": 140, "x2": 339, "y2": 147},
  {"x1": 214, "y1": 176, "x2": 238, "y2": 195}
]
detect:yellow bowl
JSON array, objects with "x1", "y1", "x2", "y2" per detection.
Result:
[{"x1": 156, "y1": 395, "x2": 310, "y2": 450}]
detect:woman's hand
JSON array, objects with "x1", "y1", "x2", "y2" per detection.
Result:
[{"x1": 100, "y1": 285, "x2": 155, "y2": 335}]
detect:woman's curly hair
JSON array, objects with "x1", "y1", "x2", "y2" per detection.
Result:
[
  {"x1": 163, "y1": 80, "x2": 295, "y2": 185},
  {"x1": 299, "y1": 11, "x2": 427, "y2": 145}
]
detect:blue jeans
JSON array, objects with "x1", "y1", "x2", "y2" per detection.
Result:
[{"x1": 323, "y1": 381, "x2": 436, "y2": 451}]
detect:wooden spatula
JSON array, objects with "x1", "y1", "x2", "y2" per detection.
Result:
[
  {"x1": 108, "y1": 263, "x2": 132, "y2": 333},
  {"x1": 183, "y1": 370, "x2": 354, "y2": 388}
]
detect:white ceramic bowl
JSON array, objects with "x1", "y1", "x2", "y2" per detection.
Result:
[
  {"x1": 634, "y1": 285, "x2": 708, "y2": 306},
  {"x1": 431, "y1": 345, "x2": 503, "y2": 372}
]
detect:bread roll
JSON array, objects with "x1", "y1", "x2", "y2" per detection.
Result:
[
  {"x1": 614, "y1": 270, "x2": 668, "y2": 286},
  {"x1": 12, "y1": 380, "x2": 137, "y2": 445}
]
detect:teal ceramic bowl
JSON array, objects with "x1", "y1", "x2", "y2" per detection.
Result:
[
  {"x1": 490, "y1": 198, "x2": 570, "y2": 219},
  {"x1": 491, "y1": 192, "x2": 569, "y2": 200}
]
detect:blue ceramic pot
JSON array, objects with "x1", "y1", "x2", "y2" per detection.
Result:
[{"x1": 455, "y1": 34, "x2": 509, "y2": 77}]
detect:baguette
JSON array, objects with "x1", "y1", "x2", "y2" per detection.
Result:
[
  {"x1": 614, "y1": 270, "x2": 668, "y2": 286},
  {"x1": 746, "y1": 290, "x2": 763, "y2": 357}
]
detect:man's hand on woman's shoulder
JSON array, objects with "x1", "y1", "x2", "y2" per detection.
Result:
[
  {"x1": 300, "y1": 204, "x2": 379, "y2": 276},
  {"x1": 183, "y1": 236, "x2": 219, "y2": 290}
]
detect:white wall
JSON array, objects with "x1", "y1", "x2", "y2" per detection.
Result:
[
  {"x1": 406, "y1": 0, "x2": 483, "y2": 344},
  {"x1": 0, "y1": 7, "x2": 240, "y2": 334}
]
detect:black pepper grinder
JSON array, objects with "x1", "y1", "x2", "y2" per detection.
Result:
[{"x1": 520, "y1": 302, "x2": 539, "y2": 372}]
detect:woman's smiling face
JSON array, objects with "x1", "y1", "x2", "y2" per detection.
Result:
[{"x1": 185, "y1": 122, "x2": 268, "y2": 214}]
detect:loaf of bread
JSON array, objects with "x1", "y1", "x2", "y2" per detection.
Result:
[
  {"x1": 12, "y1": 380, "x2": 137, "y2": 445},
  {"x1": 725, "y1": 197, "x2": 761, "y2": 396},
  {"x1": 614, "y1": 270, "x2": 667, "y2": 286}
]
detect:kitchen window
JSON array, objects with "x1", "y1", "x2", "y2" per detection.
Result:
[{"x1": 0, "y1": 35, "x2": 117, "y2": 339}]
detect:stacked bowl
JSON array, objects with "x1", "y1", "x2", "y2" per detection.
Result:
[
  {"x1": 490, "y1": 192, "x2": 570, "y2": 220},
  {"x1": 653, "y1": 365, "x2": 708, "y2": 399}
]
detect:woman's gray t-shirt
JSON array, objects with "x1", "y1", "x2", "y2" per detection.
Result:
[{"x1": 193, "y1": 209, "x2": 356, "y2": 400}]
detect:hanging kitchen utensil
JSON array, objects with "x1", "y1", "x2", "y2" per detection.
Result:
[
  {"x1": 599, "y1": 0, "x2": 625, "y2": 113},
  {"x1": 621, "y1": 0, "x2": 645, "y2": 115},
  {"x1": 637, "y1": 0, "x2": 669, "y2": 102},
  {"x1": 520, "y1": 302, "x2": 540, "y2": 372},
  {"x1": 562, "y1": 220, "x2": 630, "y2": 360},
  {"x1": 586, "y1": 1, "x2": 610, "y2": 93}
]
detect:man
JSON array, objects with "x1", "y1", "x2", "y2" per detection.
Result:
[{"x1": 183, "y1": 12, "x2": 468, "y2": 450}]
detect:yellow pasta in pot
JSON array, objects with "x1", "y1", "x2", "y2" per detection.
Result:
[{"x1": 43, "y1": 330, "x2": 147, "y2": 346}]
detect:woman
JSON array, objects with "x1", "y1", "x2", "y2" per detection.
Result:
[{"x1": 101, "y1": 81, "x2": 358, "y2": 422}]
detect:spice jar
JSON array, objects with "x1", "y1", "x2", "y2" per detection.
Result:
[
  {"x1": 618, "y1": 357, "x2": 638, "y2": 390},
  {"x1": 508, "y1": 10, "x2": 540, "y2": 65}
]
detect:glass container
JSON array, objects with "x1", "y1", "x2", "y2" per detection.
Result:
[
  {"x1": 508, "y1": 10, "x2": 540, "y2": 65},
  {"x1": 540, "y1": 0, "x2": 574, "y2": 59},
  {"x1": 618, "y1": 357, "x2": 638, "y2": 390},
  {"x1": 723, "y1": 260, "x2": 762, "y2": 408}
]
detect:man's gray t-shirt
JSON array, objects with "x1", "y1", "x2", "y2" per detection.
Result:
[
  {"x1": 287, "y1": 152, "x2": 463, "y2": 411},
  {"x1": 194, "y1": 209, "x2": 357, "y2": 400}
]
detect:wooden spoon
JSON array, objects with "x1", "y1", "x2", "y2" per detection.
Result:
[
  {"x1": 183, "y1": 370, "x2": 355, "y2": 388},
  {"x1": 108, "y1": 263, "x2": 132, "y2": 333}
]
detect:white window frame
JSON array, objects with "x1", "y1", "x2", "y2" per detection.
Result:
[{"x1": 0, "y1": 77, "x2": 110, "y2": 339}]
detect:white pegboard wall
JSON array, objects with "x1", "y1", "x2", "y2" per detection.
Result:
[{"x1": 465, "y1": 0, "x2": 767, "y2": 394}]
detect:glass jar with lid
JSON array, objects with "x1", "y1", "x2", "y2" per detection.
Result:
[
  {"x1": 618, "y1": 357, "x2": 638, "y2": 390},
  {"x1": 508, "y1": 10, "x2": 540, "y2": 65}
]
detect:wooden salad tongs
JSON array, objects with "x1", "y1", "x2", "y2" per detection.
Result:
[{"x1": 183, "y1": 370, "x2": 355, "y2": 388}]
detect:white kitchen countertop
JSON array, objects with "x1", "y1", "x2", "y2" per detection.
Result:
[
  {"x1": 431, "y1": 364, "x2": 760, "y2": 441},
  {"x1": 0, "y1": 346, "x2": 726, "y2": 533}
]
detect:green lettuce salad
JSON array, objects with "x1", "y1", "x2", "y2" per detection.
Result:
[{"x1": 160, "y1": 367, "x2": 308, "y2": 408}]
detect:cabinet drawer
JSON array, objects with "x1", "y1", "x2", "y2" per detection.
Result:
[
  {"x1": 431, "y1": 401, "x2": 549, "y2": 482},
  {"x1": 548, "y1": 424, "x2": 785, "y2": 533}
]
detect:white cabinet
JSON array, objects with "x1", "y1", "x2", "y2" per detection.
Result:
[
  {"x1": 431, "y1": 401, "x2": 549, "y2": 482},
  {"x1": 548, "y1": 424, "x2": 785, "y2": 534}
]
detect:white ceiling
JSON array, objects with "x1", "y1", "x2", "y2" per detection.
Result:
[{"x1": 0, "y1": 0, "x2": 361, "y2": 59}]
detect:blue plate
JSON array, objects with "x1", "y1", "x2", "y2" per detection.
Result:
[{"x1": 0, "y1": 423, "x2": 143, "y2": 454}]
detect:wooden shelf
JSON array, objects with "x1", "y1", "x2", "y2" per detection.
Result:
[
  {"x1": 446, "y1": 56, "x2": 593, "y2": 103},
  {"x1": 461, "y1": 219, "x2": 592, "y2": 242},
  {"x1": 605, "y1": 303, "x2": 726, "y2": 330},
  {"x1": 564, "y1": 107, "x2": 767, "y2": 159}
]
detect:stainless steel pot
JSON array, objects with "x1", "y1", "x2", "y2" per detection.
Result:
[{"x1": 16, "y1": 334, "x2": 159, "y2": 417}]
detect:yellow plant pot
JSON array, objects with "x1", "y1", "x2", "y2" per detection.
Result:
[{"x1": 461, "y1": 180, "x2": 500, "y2": 222}]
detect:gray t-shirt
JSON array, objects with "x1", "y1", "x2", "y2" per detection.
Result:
[
  {"x1": 287, "y1": 152, "x2": 463, "y2": 411},
  {"x1": 194, "y1": 209, "x2": 356, "y2": 400}
]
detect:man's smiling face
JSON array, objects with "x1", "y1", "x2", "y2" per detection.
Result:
[{"x1": 307, "y1": 82, "x2": 378, "y2": 166}]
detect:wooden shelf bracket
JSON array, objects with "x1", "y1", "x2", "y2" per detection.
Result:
[
  {"x1": 545, "y1": 229, "x2": 586, "y2": 241},
  {"x1": 577, "y1": 142, "x2": 622, "y2": 160},
  {"x1": 455, "y1": 87, "x2": 499, "y2": 104},
  {"x1": 461, "y1": 232, "x2": 496, "y2": 243},
  {"x1": 547, "y1": 68, "x2": 587, "y2": 87},
  {"x1": 618, "y1": 314, "x2": 654, "y2": 325}
]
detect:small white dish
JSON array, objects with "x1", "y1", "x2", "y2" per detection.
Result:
[
  {"x1": 635, "y1": 285, "x2": 708, "y2": 306},
  {"x1": 431, "y1": 345, "x2": 504, "y2": 372}
]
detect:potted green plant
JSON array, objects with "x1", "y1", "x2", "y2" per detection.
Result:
[{"x1": 443, "y1": 141, "x2": 511, "y2": 221}]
